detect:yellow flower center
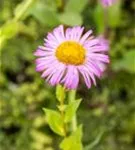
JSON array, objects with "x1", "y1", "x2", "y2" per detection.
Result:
[{"x1": 55, "y1": 41, "x2": 86, "y2": 65}]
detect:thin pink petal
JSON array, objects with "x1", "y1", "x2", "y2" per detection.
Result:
[
  {"x1": 79, "y1": 30, "x2": 92, "y2": 44},
  {"x1": 62, "y1": 66, "x2": 79, "y2": 89}
]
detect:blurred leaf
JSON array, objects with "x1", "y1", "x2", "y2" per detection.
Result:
[
  {"x1": 43, "y1": 108, "x2": 65, "y2": 136},
  {"x1": 1, "y1": 37, "x2": 35, "y2": 72},
  {"x1": 29, "y1": 1, "x2": 60, "y2": 26},
  {"x1": 65, "y1": 0, "x2": 88, "y2": 13},
  {"x1": 60, "y1": 125, "x2": 83, "y2": 150},
  {"x1": 112, "y1": 50, "x2": 135, "y2": 73},
  {"x1": 0, "y1": 21, "x2": 19, "y2": 40},
  {"x1": 56, "y1": 84, "x2": 65, "y2": 103},
  {"x1": 0, "y1": 21, "x2": 20, "y2": 50},
  {"x1": 59, "y1": 12, "x2": 82, "y2": 26},
  {"x1": 64, "y1": 99, "x2": 81, "y2": 123}
]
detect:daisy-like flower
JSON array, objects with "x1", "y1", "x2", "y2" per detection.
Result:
[
  {"x1": 34, "y1": 25, "x2": 109, "y2": 89},
  {"x1": 100, "y1": 0, "x2": 116, "y2": 7}
]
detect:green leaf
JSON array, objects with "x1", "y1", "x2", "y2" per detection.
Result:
[
  {"x1": 43, "y1": 108, "x2": 65, "y2": 136},
  {"x1": 0, "y1": 21, "x2": 20, "y2": 49},
  {"x1": 56, "y1": 84, "x2": 65, "y2": 103},
  {"x1": 0, "y1": 21, "x2": 20, "y2": 39},
  {"x1": 59, "y1": 12, "x2": 82, "y2": 26},
  {"x1": 29, "y1": 1, "x2": 60, "y2": 26},
  {"x1": 65, "y1": 99, "x2": 82, "y2": 123},
  {"x1": 60, "y1": 125, "x2": 83, "y2": 150},
  {"x1": 112, "y1": 50, "x2": 135, "y2": 73},
  {"x1": 65, "y1": 0, "x2": 88, "y2": 13}
]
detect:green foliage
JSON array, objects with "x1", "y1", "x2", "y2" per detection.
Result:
[
  {"x1": 59, "y1": 12, "x2": 82, "y2": 26},
  {"x1": 84, "y1": 130, "x2": 105, "y2": 150},
  {"x1": 43, "y1": 109, "x2": 65, "y2": 136},
  {"x1": 59, "y1": 0, "x2": 88, "y2": 26},
  {"x1": 60, "y1": 126, "x2": 83, "y2": 150},
  {"x1": 0, "y1": 0, "x2": 135, "y2": 150},
  {"x1": 93, "y1": 3, "x2": 104, "y2": 33},
  {"x1": 94, "y1": 0, "x2": 122, "y2": 33},
  {"x1": 65, "y1": 0, "x2": 88, "y2": 13},
  {"x1": 0, "y1": 21, "x2": 20, "y2": 48},
  {"x1": 107, "y1": 0, "x2": 122, "y2": 28},
  {"x1": 64, "y1": 99, "x2": 81, "y2": 123},
  {"x1": 29, "y1": 1, "x2": 60, "y2": 27},
  {"x1": 112, "y1": 50, "x2": 135, "y2": 73}
]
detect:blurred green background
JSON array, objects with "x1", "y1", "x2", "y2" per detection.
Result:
[{"x1": 0, "y1": 0, "x2": 135, "y2": 150}]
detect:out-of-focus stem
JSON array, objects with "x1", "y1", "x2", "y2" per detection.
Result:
[
  {"x1": 14, "y1": 0, "x2": 36, "y2": 21},
  {"x1": 103, "y1": 8, "x2": 109, "y2": 38}
]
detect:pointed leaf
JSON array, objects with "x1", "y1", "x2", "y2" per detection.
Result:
[
  {"x1": 43, "y1": 108, "x2": 65, "y2": 136},
  {"x1": 65, "y1": 99, "x2": 82, "y2": 123}
]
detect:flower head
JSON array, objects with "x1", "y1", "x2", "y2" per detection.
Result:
[
  {"x1": 100, "y1": 0, "x2": 116, "y2": 7},
  {"x1": 34, "y1": 25, "x2": 109, "y2": 89}
]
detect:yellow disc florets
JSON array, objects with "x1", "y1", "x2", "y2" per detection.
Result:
[{"x1": 55, "y1": 41, "x2": 86, "y2": 65}]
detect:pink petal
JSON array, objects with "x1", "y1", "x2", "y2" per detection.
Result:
[
  {"x1": 79, "y1": 30, "x2": 93, "y2": 44},
  {"x1": 62, "y1": 66, "x2": 79, "y2": 89}
]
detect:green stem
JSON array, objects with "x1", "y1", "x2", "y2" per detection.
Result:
[
  {"x1": 68, "y1": 90, "x2": 77, "y2": 132},
  {"x1": 60, "y1": 94, "x2": 67, "y2": 137},
  {"x1": 56, "y1": 85, "x2": 67, "y2": 136}
]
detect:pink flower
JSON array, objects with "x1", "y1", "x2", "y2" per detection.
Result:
[
  {"x1": 34, "y1": 25, "x2": 109, "y2": 89},
  {"x1": 101, "y1": 0, "x2": 116, "y2": 7}
]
